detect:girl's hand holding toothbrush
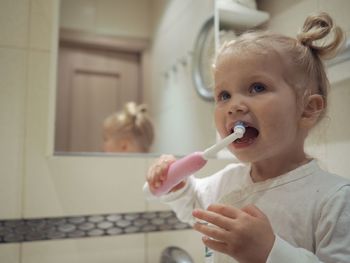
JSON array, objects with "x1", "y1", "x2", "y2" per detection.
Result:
[
  {"x1": 145, "y1": 122, "x2": 245, "y2": 197},
  {"x1": 192, "y1": 204, "x2": 275, "y2": 263},
  {"x1": 146, "y1": 155, "x2": 186, "y2": 194}
]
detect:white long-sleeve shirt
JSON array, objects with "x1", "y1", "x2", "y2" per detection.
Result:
[{"x1": 144, "y1": 160, "x2": 350, "y2": 263}]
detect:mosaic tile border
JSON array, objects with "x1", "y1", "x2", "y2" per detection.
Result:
[{"x1": 0, "y1": 211, "x2": 191, "y2": 243}]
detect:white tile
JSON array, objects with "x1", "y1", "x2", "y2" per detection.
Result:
[
  {"x1": 96, "y1": 0, "x2": 151, "y2": 38},
  {"x1": 323, "y1": 79, "x2": 350, "y2": 176},
  {"x1": 319, "y1": 0, "x2": 350, "y2": 32},
  {"x1": 325, "y1": 141, "x2": 350, "y2": 178},
  {"x1": 24, "y1": 156, "x2": 148, "y2": 217},
  {"x1": 305, "y1": 126, "x2": 328, "y2": 166},
  {"x1": 306, "y1": 79, "x2": 350, "y2": 175},
  {"x1": 0, "y1": 0, "x2": 29, "y2": 48},
  {"x1": 146, "y1": 230, "x2": 204, "y2": 263},
  {"x1": 59, "y1": 0, "x2": 96, "y2": 31},
  {"x1": 328, "y1": 59, "x2": 350, "y2": 85},
  {"x1": 261, "y1": 0, "x2": 318, "y2": 36},
  {"x1": 326, "y1": 80, "x2": 350, "y2": 142},
  {"x1": 22, "y1": 235, "x2": 145, "y2": 263},
  {"x1": 150, "y1": 0, "x2": 216, "y2": 155},
  {"x1": 25, "y1": 50, "x2": 50, "y2": 156},
  {"x1": 29, "y1": 0, "x2": 55, "y2": 50},
  {"x1": 0, "y1": 47, "x2": 27, "y2": 218},
  {"x1": 0, "y1": 244, "x2": 20, "y2": 263}
]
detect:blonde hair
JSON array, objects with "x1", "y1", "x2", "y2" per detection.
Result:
[
  {"x1": 103, "y1": 102, "x2": 154, "y2": 152},
  {"x1": 214, "y1": 12, "x2": 345, "y2": 122}
]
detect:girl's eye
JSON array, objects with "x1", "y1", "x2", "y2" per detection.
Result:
[
  {"x1": 250, "y1": 83, "x2": 266, "y2": 93},
  {"x1": 217, "y1": 91, "x2": 231, "y2": 101}
]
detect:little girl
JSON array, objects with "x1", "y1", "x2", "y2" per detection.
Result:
[
  {"x1": 103, "y1": 102, "x2": 154, "y2": 153},
  {"x1": 144, "y1": 12, "x2": 350, "y2": 262}
]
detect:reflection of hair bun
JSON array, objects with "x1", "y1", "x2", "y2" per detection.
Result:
[
  {"x1": 297, "y1": 12, "x2": 344, "y2": 59},
  {"x1": 123, "y1": 102, "x2": 151, "y2": 133},
  {"x1": 123, "y1": 102, "x2": 148, "y2": 121}
]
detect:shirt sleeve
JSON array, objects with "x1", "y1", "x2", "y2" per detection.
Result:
[
  {"x1": 267, "y1": 235, "x2": 322, "y2": 263},
  {"x1": 143, "y1": 176, "x2": 199, "y2": 225},
  {"x1": 267, "y1": 185, "x2": 350, "y2": 263}
]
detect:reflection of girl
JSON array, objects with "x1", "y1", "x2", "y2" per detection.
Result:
[
  {"x1": 145, "y1": 12, "x2": 350, "y2": 262},
  {"x1": 103, "y1": 102, "x2": 154, "y2": 153}
]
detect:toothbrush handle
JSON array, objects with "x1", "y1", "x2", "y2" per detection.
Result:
[{"x1": 153, "y1": 152, "x2": 207, "y2": 196}]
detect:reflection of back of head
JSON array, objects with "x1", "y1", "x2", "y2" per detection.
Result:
[{"x1": 103, "y1": 102, "x2": 154, "y2": 153}]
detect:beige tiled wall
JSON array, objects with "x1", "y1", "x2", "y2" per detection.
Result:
[
  {"x1": 0, "y1": 47, "x2": 26, "y2": 219},
  {"x1": 59, "y1": 0, "x2": 152, "y2": 38},
  {"x1": 0, "y1": 0, "x2": 30, "y2": 48},
  {"x1": 0, "y1": 244, "x2": 20, "y2": 263},
  {"x1": 21, "y1": 235, "x2": 145, "y2": 263},
  {"x1": 148, "y1": 0, "x2": 217, "y2": 155}
]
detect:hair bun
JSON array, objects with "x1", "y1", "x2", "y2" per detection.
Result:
[{"x1": 297, "y1": 12, "x2": 344, "y2": 59}]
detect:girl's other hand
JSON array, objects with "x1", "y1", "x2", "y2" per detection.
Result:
[
  {"x1": 146, "y1": 155, "x2": 185, "y2": 194},
  {"x1": 192, "y1": 204, "x2": 275, "y2": 263}
]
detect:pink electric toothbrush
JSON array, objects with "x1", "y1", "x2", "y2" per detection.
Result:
[{"x1": 152, "y1": 122, "x2": 246, "y2": 196}]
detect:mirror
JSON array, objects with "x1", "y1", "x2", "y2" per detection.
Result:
[{"x1": 54, "y1": 0, "x2": 217, "y2": 155}]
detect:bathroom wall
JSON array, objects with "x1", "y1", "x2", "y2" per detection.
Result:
[
  {"x1": 146, "y1": 0, "x2": 217, "y2": 155},
  {"x1": 59, "y1": 0, "x2": 152, "y2": 38},
  {"x1": 258, "y1": 0, "x2": 350, "y2": 178}
]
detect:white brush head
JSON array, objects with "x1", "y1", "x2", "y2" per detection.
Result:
[{"x1": 233, "y1": 121, "x2": 245, "y2": 138}]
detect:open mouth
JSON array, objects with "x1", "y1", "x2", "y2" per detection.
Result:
[{"x1": 231, "y1": 125, "x2": 259, "y2": 144}]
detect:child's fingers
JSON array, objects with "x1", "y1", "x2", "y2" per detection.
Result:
[
  {"x1": 146, "y1": 165, "x2": 163, "y2": 189},
  {"x1": 207, "y1": 204, "x2": 241, "y2": 219},
  {"x1": 157, "y1": 155, "x2": 176, "y2": 179},
  {"x1": 201, "y1": 236, "x2": 227, "y2": 255},
  {"x1": 193, "y1": 221, "x2": 231, "y2": 255},
  {"x1": 241, "y1": 204, "x2": 266, "y2": 219},
  {"x1": 192, "y1": 208, "x2": 233, "y2": 231},
  {"x1": 147, "y1": 155, "x2": 176, "y2": 189},
  {"x1": 193, "y1": 221, "x2": 227, "y2": 242}
]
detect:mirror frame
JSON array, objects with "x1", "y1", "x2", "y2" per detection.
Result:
[{"x1": 191, "y1": 16, "x2": 215, "y2": 101}]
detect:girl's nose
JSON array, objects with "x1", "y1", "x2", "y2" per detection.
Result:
[{"x1": 228, "y1": 98, "x2": 248, "y2": 115}]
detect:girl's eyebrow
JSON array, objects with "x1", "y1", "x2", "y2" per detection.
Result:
[
  {"x1": 214, "y1": 84, "x2": 227, "y2": 94},
  {"x1": 214, "y1": 69, "x2": 277, "y2": 90}
]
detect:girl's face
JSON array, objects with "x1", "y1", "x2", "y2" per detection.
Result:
[
  {"x1": 103, "y1": 134, "x2": 122, "y2": 152},
  {"x1": 214, "y1": 51, "x2": 307, "y2": 166},
  {"x1": 103, "y1": 133, "x2": 143, "y2": 153}
]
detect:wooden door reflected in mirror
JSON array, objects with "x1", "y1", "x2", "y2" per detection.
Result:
[{"x1": 55, "y1": 38, "x2": 142, "y2": 152}]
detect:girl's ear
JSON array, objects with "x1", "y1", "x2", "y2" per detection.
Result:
[{"x1": 300, "y1": 94, "x2": 325, "y2": 128}]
